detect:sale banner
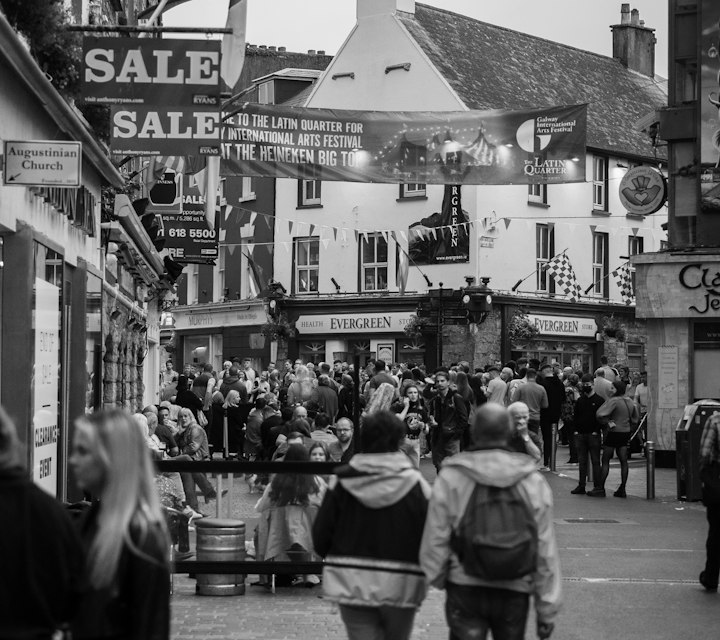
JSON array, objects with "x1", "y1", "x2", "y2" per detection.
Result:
[
  {"x1": 109, "y1": 106, "x2": 221, "y2": 156},
  {"x1": 81, "y1": 37, "x2": 221, "y2": 106},
  {"x1": 220, "y1": 103, "x2": 587, "y2": 185}
]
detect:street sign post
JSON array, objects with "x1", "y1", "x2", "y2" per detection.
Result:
[{"x1": 3, "y1": 140, "x2": 82, "y2": 187}]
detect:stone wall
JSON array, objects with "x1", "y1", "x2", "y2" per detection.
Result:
[{"x1": 440, "y1": 309, "x2": 502, "y2": 370}]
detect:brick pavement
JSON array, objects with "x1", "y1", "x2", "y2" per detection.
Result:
[{"x1": 171, "y1": 451, "x2": 703, "y2": 639}]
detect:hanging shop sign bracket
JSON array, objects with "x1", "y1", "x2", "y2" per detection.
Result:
[{"x1": 2, "y1": 140, "x2": 82, "y2": 187}]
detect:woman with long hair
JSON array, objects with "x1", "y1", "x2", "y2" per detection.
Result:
[
  {"x1": 395, "y1": 383, "x2": 430, "y2": 466},
  {"x1": 255, "y1": 444, "x2": 326, "y2": 588},
  {"x1": 69, "y1": 409, "x2": 170, "y2": 640},
  {"x1": 337, "y1": 373, "x2": 355, "y2": 420},
  {"x1": 287, "y1": 364, "x2": 316, "y2": 407}
]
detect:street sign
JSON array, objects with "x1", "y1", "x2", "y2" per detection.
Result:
[{"x1": 3, "y1": 140, "x2": 82, "y2": 187}]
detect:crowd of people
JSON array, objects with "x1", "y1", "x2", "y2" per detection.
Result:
[{"x1": 0, "y1": 351, "x2": 676, "y2": 640}]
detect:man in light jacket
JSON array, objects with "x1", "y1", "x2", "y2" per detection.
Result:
[{"x1": 420, "y1": 403, "x2": 561, "y2": 640}]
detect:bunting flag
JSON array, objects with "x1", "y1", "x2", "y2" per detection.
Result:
[
  {"x1": 545, "y1": 253, "x2": 582, "y2": 302},
  {"x1": 612, "y1": 263, "x2": 635, "y2": 305},
  {"x1": 221, "y1": 0, "x2": 248, "y2": 93},
  {"x1": 244, "y1": 250, "x2": 263, "y2": 298},
  {"x1": 332, "y1": 227, "x2": 338, "y2": 241},
  {"x1": 397, "y1": 247, "x2": 410, "y2": 295}
]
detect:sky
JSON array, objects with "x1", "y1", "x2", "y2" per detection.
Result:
[{"x1": 166, "y1": 0, "x2": 669, "y2": 78}]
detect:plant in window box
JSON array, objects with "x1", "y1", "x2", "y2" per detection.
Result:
[
  {"x1": 260, "y1": 312, "x2": 296, "y2": 341},
  {"x1": 507, "y1": 311, "x2": 539, "y2": 346},
  {"x1": 600, "y1": 314, "x2": 626, "y2": 342},
  {"x1": 403, "y1": 314, "x2": 434, "y2": 339}
]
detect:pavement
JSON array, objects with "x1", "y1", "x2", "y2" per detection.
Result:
[{"x1": 170, "y1": 447, "x2": 717, "y2": 640}]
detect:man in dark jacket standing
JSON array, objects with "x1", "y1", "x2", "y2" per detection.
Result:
[
  {"x1": 219, "y1": 366, "x2": 249, "y2": 404},
  {"x1": 538, "y1": 364, "x2": 566, "y2": 468},
  {"x1": 571, "y1": 374, "x2": 606, "y2": 496},
  {"x1": 429, "y1": 369, "x2": 468, "y2": 472}
]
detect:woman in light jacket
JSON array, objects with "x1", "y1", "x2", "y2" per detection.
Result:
[{"x1": 312, "y1": 410, "x2": 430, "y2": 640}]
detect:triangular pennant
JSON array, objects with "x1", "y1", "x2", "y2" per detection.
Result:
[
  {"x1": 430, "y1": 227, "x2": 437, "y2": 240},
  {"x1": 590, "y1": 225, "x2": 597, "y2": 233},
  {"x1": 309, "y1": 224, "x2": 316, "y2": 236},
  {"x1": 219, "y1": 228, "x2": 227, "y2": 242},
  {"x1": 288, "y1": 220, "x2": 294, "y2": 234},
  {"x1": 390, "y1": 230, "x2": 398, "y2": 241},
  {"x1": 632, "y1": 227, "x2": 639, "y2": 236},
  {"x1": 503, "y1": 218, "x2": 511, "y2": 230},
  {"x1": 224, "y1": 205, "x2": 233, "y2": 223},
  {"x1": 227, "y1": 244, "x2": 236, "y2": 256},
  {"x1": 321, "y1": 238, "x2": 330, "y2": 249},
  {"x1": 400, "y1": 230, "x2": 408, "y2": 243},
  {"x1": 283, "y1": 242, "x2": 290, "y2": 253},
  {"x1": 250, "y1": 211, "x2": 257, "y2": 226},
  {"x1": 341, "y1": 229, "x2": 347, "y2": 243},
  {"x1": 333, "y1": 227, "x2": 338, "y2": 241},
  {"x1": 354, "y1": 229, "x2": 359, "y2": 242},
  {"x1": 381, "y1": 230, "x2": 389, "y2": 244}
]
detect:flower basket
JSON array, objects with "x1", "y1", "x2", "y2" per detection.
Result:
[
  {"x1": 601, "y1": 315, "x2": 626, "y2": 342},
  {"x1": 507, "y1": 311, "x2": 539, "y2": 345},
  {"x1": 404, "y1": 314, "x2": 434, "y2": 339},
  {"x1": 260, "y1": 312, "x2": 296, "y2": 341}
]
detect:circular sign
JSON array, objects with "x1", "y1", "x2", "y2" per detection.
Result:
[{"x1": 618, "y1": 166, "x2": 667, "y2": 215}]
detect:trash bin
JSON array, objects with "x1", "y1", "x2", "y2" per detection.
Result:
[
  {"x1": 676, "y1": 401, "x2": 720, "y2": 501},
  {"x1": 195, "y1": 518, "x2": 246, "y2": 596}
]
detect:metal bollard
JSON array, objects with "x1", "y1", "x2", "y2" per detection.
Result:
[
  {"x1": 550, "y1": 423, "x2": 558, "y2": 471},
  {"x1": 645, "y1": 440, "x2": 655, "y2": 500}
]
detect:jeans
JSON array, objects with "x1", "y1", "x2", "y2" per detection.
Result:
[
  {"x1": 176, "y1": 454, "x2": 214, "y2": 510},
  {"x1": 339, "y1": 604, "x2": 416, "y2": 640},
  {"x1": 432, "y1": 436, "x2": 461, "y2": 472},
  {"x1": 704, "y1": 504, "x2": 720, "y2": 587},
  {"x1": 540, "y1": 417, "x2": 555, "y2": 467},
  {"x1": 575, "y1": 433, "x2": 602, "y2": 489},
  {"x1": 445, "y1": 582, "x2": 529, "y2": 640}
]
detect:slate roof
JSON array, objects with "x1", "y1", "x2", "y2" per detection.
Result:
[{"x1": 398, "y1": 4, "x2": 667, "y2": 160}]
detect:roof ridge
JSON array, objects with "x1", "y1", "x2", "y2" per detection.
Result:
[{"x1": 412, "y1": 2, "x2": 627, "y2": 68}]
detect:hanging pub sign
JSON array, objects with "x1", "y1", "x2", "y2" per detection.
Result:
[
  {"x1": 152, "y1": 173, "x2": 218, "y2": 264},
  {"x1": 81, "y1": 37, "x2": 221, "y2": 106},
  {"x1": 221, "y1": 103, "x2": 587, "y2": 185},
  {"x1": 618, "y1": 166, "x2": 667, "y2": 215},
  {"x1": 409, "y1": 185, "x2": 469, "y2": 264},
  {"x1": 109, "y1": 106, "x2": 221, "y2": 156}
]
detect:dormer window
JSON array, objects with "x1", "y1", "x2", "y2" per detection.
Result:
[{"x1": 258, "y1": 81, "x2": 275, "y2": 105}]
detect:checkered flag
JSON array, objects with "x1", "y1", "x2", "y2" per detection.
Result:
[
  {"x1": 545, "y1": 253, "x2": 582, "y2": 302},
  {"x1": 612, "y1": 263, "x2": 635, "y2": 305}
]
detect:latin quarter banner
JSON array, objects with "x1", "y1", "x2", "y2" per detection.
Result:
[{"x1": 221, "y1": 103, "x2": 587, "y2": 185}]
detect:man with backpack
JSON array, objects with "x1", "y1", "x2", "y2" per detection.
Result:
[{"x1": 420, "y1": 403, "x2": 561, "y2": 640}]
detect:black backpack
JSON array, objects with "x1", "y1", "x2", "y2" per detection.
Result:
[{"x1": 450, "y1": 482, "x2": 538, "y2": 580}]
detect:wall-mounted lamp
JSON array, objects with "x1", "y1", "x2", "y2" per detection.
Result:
[
  {"x1": 332, "y1": 71, "x2": 355, "y2": 80},
  {"x1": 331, "y1": 277, "x2": 341, "y2": 293},
  {"x1": 422, "y1": 273, "x2": 433, "y2": 287}
]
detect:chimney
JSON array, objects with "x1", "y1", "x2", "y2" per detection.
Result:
[
  {"x1": 278, "y1": 46, "x2": 286, "y2": 52},
  {"x1": 611, "y1": 4, "x2": 656, "y2": 77},
  {"x1": 308, "y1": 49, "x2": 316, "y2": 55},
  {"x1": 357, "y1": 0, "x2": 415, "y2": 19}
]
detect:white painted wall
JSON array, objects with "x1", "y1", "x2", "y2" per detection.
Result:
[{"x1": 273, "y1": 6, "x2": 667, "y2": 304}]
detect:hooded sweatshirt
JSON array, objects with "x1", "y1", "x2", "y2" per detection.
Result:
[
  {"x1": 420, "y1": 449, "x2": 562, "y2": 625},
  {"x1": 312, "y1": 451, "x2": 431, "y2": 608}
]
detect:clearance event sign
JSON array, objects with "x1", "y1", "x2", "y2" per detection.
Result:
[{"x1": 221, "y1": 103, "x2": 587, "y2": 185}]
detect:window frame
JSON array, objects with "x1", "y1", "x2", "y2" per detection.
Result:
[
  {"x1": 297, "y1": 178, "x2": 322, "y2": 208},
  {"x1": 293, "y1": 236, "x2": 320, "y2": 295},
  {"x1": 591, "y1": 231, "x2": 609, "y2": 298},
  {"x1": 592, "y1": 155, "x2": 609, "y2": 212},
  {"x1": 535, "y1": 223, "x2": 556, "y2": 294},
  {"x1": 359, "y1": 233, "x2": 389, "y2": 292},
  {"x1": 528, "y1": 182, "x2": 548, "y2": 206},
  {"x1": 239, "y1": 176, "x2": 256, "y2": 202}
]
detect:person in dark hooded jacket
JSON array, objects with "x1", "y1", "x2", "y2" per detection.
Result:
[{"x1": 312, "y1": 410, "x2": 430, "y2": 640}]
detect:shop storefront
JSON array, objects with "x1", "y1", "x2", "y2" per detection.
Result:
[
  {"x1": 635, "y1": 254, "x2": 720, "y2": 456},
  {"x1": 172, "y1": 301, "x2": 268, "y2": 373},
  {"x1": 290, "y1": 309, "x2": 421, "y2": 366},
  {"x1": 511, "y1": 312, "x2": 600, "y2": 373}
]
